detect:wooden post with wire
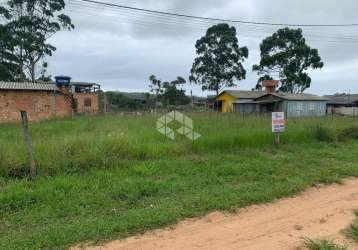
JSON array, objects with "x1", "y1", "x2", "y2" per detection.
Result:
[{"x1": 20, "y1": 111, "x2": 36, "y2": 180}]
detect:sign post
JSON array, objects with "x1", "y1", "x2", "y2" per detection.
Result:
[{"x1": 272, "y1": 112, "x2": 285, "y2": 145}]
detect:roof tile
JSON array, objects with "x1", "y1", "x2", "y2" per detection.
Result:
[{"x1": 0, "y1": 82, "x2": 58, "y2": 91}]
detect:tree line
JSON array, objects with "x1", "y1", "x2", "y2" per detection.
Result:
[
  {"x1": 0, "y1": 1, "x2": 323, "y2": 100},
  {"x1": 150, "y1": 23, "x2": 324, "y2": 104}
]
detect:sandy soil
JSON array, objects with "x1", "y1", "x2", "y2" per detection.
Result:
[{"x1": 75, "y1": 179, "x2": 358, "y2": 250}]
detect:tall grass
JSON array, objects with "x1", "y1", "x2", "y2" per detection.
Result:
[
  {"x1": 0, "y1": 113, "x2": 357, "y2": 177},
  {"x1": 1, "y1": 114, "x2": 358, "y2": 249}
]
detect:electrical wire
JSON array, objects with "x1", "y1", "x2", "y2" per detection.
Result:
[
  {"x1": 66, "y1": 0, "x2": 358, "y2": 44},
  {"x1": 73, "y1": 0, "x2": 358, "y2": 27}
]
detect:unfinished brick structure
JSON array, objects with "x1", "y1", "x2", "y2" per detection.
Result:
[
  {"x1": 0, "y1": 82, "x2": 72, "y2": 123},
  {"x1": 0, "y1": 80, "x2": 100, "y2": 123},
  {"x1": 72, "y1": 82, "x2": 100, "y2": 114}
]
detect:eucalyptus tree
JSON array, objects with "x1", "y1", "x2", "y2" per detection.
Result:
[
  {"x1": 190, "y1": 23, "x2": 248, "y2": 97},
  {"x1": 253, "y1": 27, "x2": 324, "y2": 93},
  {"x1": 1, "y1": 0, "x2": 74, "y2": 82}
]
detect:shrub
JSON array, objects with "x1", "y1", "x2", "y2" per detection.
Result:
[
  {"x1": 314, "y1": 125, "x2": 336, "y2": 143},
  {"x1": 338, "y1": 126, "x2": 358, "y2": 141}
]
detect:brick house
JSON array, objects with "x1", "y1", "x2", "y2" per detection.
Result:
[
  {"x1": 72, "y1": 82, "x2": 101, "y2": 114},
  {"x1": 0, "y1": 79, "x2": 100, "y2": 123}
]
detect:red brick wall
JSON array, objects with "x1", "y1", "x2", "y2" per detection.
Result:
[
  {"x1": 74, "y1": 93, "x2": 99, "y2": 114},
  {"x1": 0, "y1": 90, "x2": 72, "y2": 123}
]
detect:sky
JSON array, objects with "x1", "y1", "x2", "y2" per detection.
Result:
[{"x1": 46, "y1": 0, "x2": 358, "y2": 96}]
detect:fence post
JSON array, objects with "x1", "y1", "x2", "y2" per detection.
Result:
[
  {"x1": 103, "y1": 93, "x2": 108, "y2": 113},
  {"x1": 20, "y1": 111, "x2": 36, "y2": 180}
]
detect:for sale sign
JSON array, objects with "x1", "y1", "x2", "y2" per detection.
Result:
[{"x1": 272, "y1": 112, "x2": 285, "y2": 133}]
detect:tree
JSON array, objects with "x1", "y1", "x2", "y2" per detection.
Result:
[
  {"x1": 149, "y1": 75, "x2": 163, "y2": 97},
  {"x1": 149, "y1": 75, "x2": 163, "y2": 110},
  {"x1": 162, "y1": 77, "x2": 190, "y2": 106},
  {"x1": 190, "y1": 23, "x2": 248, "y2": 97},
  {"x1": 253, "y1": 27, "x2": 324, "y2": 93},
  {"x1": 0, "y1": 23, "x2": 20, "y2": 81},
  {"x1": 1, "y1": 0, "x2": 74, "y2": 82},
  {"x1": 148, "y1": 75, "x2": 190, "y2": 107},
  {"x1": 253, "y1": 74, "x2": 273, "y2": 91}
]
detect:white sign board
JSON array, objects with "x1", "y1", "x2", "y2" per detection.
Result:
[{"x1": 272, "y1": 112, "x2": 285, "y2": 133}]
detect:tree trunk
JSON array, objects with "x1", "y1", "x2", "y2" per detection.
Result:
[
  {"x1": 19, "y1": 48, "x2": 24, "y2": 81},
  {"x1": 31, "y1": 62, "x2": 36, "y2": 83}
]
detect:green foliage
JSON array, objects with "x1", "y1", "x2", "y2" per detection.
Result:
[
  {"x1": 148, "y1": 75, "x2": 190, "y2": 106},
  {"x1": 104, "y1": 91, "x2": 151, "y2": 110},
  {"x1": 1, "y1": 0, "x2": 74, "y2": 82},
  {"x1": 253, "y1": 27, "x2": 324, "y2": 93},
  {"x1": 190, "y1": 23, "x2": 248, "y2": 96},
  {"x1": 346, "y1": 211, "x2": 358, "y2": 241},
  {"x1": 314, "y1": 125, "x2": 336, "y2": 143},
  {"x1": 304, "y1": 239, "x2": 347, "y2": 250},
  {"x1": 314, "y1": 125, "x2": 358, "y2": 143},
  {"x1": 148, "y1": 75, "x2": 164, "y2": 97},
  {"x1": 338, "y1": 126, "x2": 358, "y2": 141},
  {"x1": 0, "y1": 23, "x2": 20, "y2": 81},
  {"x1": 162, "y1": 76, "x2": 190, "y2": 106},
  {"x1": 1, "y1": 115, "x2": 358, "y2": 178},
  {"x1": 1, "y1": 115, "x2": 358, "y2": 248}
]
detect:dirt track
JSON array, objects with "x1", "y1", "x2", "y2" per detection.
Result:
[{"x1": 76, "y1": 179, "x2": 358, "y2": 250}]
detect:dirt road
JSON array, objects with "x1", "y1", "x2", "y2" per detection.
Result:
[{"x1": 77, "y1": 179, "x2": 358, "y2": 250}]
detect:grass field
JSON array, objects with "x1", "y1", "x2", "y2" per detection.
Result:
[{"x1": 1, "y1": 113, "x2": 358, "y2": 249}]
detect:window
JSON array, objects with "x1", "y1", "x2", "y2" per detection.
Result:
[
  {"x1": 84, "y1": 98, "x2": 92, "y2": 107},
  {"x1": 297, "y1": 103, "x2": 303, "y2": 111},
  {"x1": 309, "y1": 102, "x2": 315, "y2": 111}
]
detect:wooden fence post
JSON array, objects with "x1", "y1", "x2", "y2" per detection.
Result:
[{"x1": 20, "y1": 111, "x2": 36, "y2": 180}]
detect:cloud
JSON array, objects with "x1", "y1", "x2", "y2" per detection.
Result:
[{"x1": 46, "y1": 0, "x2": 358, "y2": 95}]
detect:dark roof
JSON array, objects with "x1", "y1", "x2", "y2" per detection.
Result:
[
  {"x1": 257, "y1": 93, "x2": 328, "y2": 101},
  {"x1": 219, "y1": 90, "x2": 266, "y2": 99},
  {"x1": 0, "y1": 81, "x2": 58, "y2": 91},
  {"x1": 324, "y1": 94, "x2": 358, "y2": 104},
  {"x1": 71, "y1": 82, "x2": 100, "y2": 87}
]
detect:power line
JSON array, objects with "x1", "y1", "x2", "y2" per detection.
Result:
[
  {"x1": 67, "y1": 0, "x2": 358, "y2": 44},
  {"x1": 75, "y1": 0, "x2": 358, "y2": 27}
]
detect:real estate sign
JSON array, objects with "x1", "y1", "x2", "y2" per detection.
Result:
[{"x1": 272, "y1": 112, "x2": 285, "y2": 133}]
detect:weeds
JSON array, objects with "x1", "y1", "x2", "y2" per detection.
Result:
[
  {"x1": 346, "y1": 211, "x2": 358, "y2": 241},
  {"x1": 304, "y1": 239, "x2": 347, "y2": 250},
  {"x1": 314, "y1": 125, "x2": 336, "y2": 143},
  {"x1": 1, "y1": 114, "x2": 358, "y2": 249},
  {"x1": 0, "y1": 114, "x2": 357, "y2": 178}
]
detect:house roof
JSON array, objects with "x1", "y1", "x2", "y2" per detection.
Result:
[
  {"x1": 324, "y1": 94, "x2": 358, "y2": 104},
  {"x1": 256, "y1": 93, "x2": 328, "y2": 101},
  {"x1": 0, "y1": 81, "x2": 58, "y2": 91},
  {"x1": 219, "y1": 90, "x2": 266, "y2": 99},
  {"x1": 71, "y1": 82, "x2": 100, "y2": 87}
]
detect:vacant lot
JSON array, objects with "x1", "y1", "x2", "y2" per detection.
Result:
[{"x1": 1, "y1": 114, "x2": 358, "y2": 249}]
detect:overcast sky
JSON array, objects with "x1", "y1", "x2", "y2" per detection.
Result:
[{"x1": 47, "y1": 0, "x2": 358, "y2": 96}]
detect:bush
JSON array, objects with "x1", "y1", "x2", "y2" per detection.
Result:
[
  {"x1": 338, "y1": 126, "x2": 358, "y2": 141},
  {"x1": 314, "y1": 125, "x2": 336, "y2": 143}
]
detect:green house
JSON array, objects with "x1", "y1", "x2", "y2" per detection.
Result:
[{"x1": 234, "y1": 93, "x2": 328, "y2": 118}]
